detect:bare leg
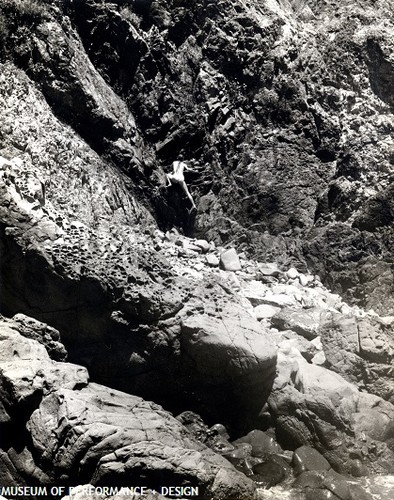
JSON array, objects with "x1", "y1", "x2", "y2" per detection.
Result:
[
  {"x1": 166, "y1": 174, "x2": 173, "y2": 187},
  {"x1": 180, "y1": 180, "x2": 196, "y2": 209}
]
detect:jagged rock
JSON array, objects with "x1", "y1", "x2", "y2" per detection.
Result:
[
  {"x1": 321, "y1": 313, "x2": 394, "y2": 402},
  {"x1": 268, "y1": 342, "x2": 394, "y2": 475},
  {"x1": 219, "y1": 248, "x2": 242, "y2": 271},
  {"x1": 0, "y1": 319, "x2": 88, "y2": 413},
  {"x1": 176, "y1": 410, "x2": 209, "y2": 442},
  {"x1": 10, "y1": 314, "x2": 67, "y2": 361}
]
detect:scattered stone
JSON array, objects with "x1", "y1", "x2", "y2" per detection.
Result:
[
  {"x1": 205, "y1": 254, "x2": 219, "y2": 267},
  {"x1": 234, "y1": 429, "x2": 282, "y2": 458},
  {"x1": 261, "y1": 292, "x2": 296, "y2": 308},
  {"x1": 311, "y1": 350, "x2": 326, "y2": 365},
  {"x1": 272, "y1": 306, "x2": 330, "y2": 340},
  {"x1": 219, "y1": 248, "x2": 242, "y2": 271},
  {"x1": 243, "y1": 280, "x2": 269, "y2": 305},
  {"x1": 293, "y1": 446, "x2": 331, "y2": 476},
  {"x1": 258, "y1": 263, "x2": 281, "y2": 277},
  {"x1": 286, "y1": 267, "x2": 299, "y2": 280},
  {"x1": 182, "y1": 240, "x2": 202, "y2": 253},
  {"x1": 298, "y1": 273, "x2": 314, "y2": 287},
  {"x1": 254, "y1": 303, "x2": 281, "y2": 320},
  {"x1": 195, "y1": 239, "x2": 211, "y2": 253}
]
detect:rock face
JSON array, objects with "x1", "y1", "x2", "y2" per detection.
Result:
[
  {"x1": 1, "y1": 0, "x2": 394, "y2": 498},
  {"x1": 2, "y1": 0, "x2": 394, "y2": 313},
  {"x1": 320, "y1": 313, "x2": 394, "y2": 402}
]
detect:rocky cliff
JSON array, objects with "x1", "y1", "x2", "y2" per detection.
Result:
[{"x1": 1, "y1": 0, "x2": 394, "y2": 498}]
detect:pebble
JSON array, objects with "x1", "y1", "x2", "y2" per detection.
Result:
[
  {"x1": 254, "y1": 304, "x2": 281, "y2": 320},
  {"x1": 205, "y1": 254, "x2": 219, "y2": 267},
  {"x1": 195, "y1": 239, "x2": 211, "y2": 253},
  {"x1": 286, "y1": 267, "x2": 299, "y2": 280}
]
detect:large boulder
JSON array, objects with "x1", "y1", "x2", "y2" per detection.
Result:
[
  {"x1": 180, "y1": 300, "x2": 277, "y2": 430},
  {"x1": 0, "y1": 316, "x2": 256, "y2": 499},
  {"x1": 0, "y1": 319, "x2": 88, "y2": 415},
  {"x1": 272, "y1": 306, "x2": 331, "y2": 340},
  {"x1": 28, "y1": 385, "x2": 255, "y2": 499}
]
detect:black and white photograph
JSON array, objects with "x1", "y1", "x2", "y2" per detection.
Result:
[{"x1": 0, "y1": 0, "x2": 394, "y2": 498}]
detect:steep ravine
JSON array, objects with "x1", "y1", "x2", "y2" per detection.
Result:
[
  {"x1": 4, "y1": 0, "x2": 394, "y2": 313},
  {"x1": 1, "y1": 0, "x2": 394, "y2": 499}
]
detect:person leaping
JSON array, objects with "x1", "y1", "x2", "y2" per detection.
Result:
[{"x1": 166, "y1": 158, "x2": 196, "y2": 210}]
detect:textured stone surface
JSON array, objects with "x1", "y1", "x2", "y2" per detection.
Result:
[
  {"x1": 272, "y1": 307, "x2": 331, "y2": 340},
  {"x1": 1, "y1": 0, "x2": 394, "y2": 498},
  {"x1": 321, "y1": 313, "x2": 394, "y2": 402},
  {"x1": 0, "y1": 316, "x2": 255, "y2": 499},
  {"x1": 219, "y1": 248, "x2": 242, "y2": 272},
  {"x1": 268, "y1": 342, "x2": 394, "y2": 475},
  {"x1": 180, "y1": 300, "x2": 277, "y2": 430},
  {"x1": 180, "y1": 303, "x2": 276, "y2": 382},
  {"x1": 9, "y1": 313, "x2": 67, "y2": 361},
  {"x1": 28, "y1": 385, "x2": 254, "y2": 498},
  {"x1": 293, "y1": 446, "x2": 331, "y2": 476}
]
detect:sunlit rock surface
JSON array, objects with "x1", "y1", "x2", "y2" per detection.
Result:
[{"x1": 1, "y1": 0, "x2": 394, "y2": 498}]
